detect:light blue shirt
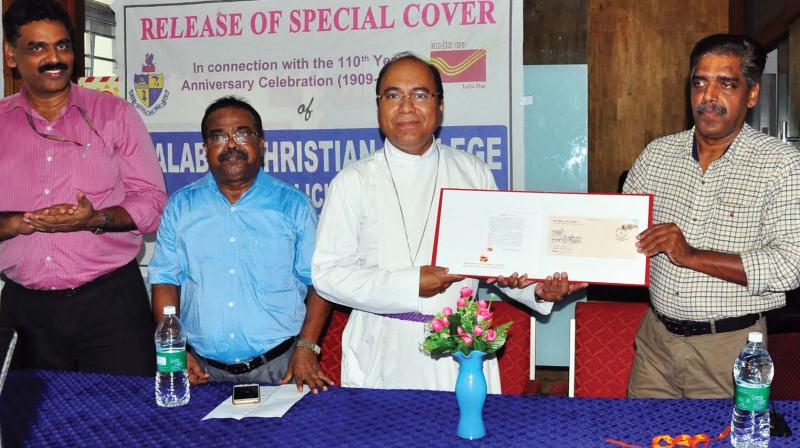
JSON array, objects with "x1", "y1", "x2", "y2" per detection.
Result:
[{"x1": 148, "y1": 170, "x2": 317, "y2": 363}]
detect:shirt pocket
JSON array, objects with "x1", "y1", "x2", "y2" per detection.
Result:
[
  {"x1": 708, "y1": 195, "x2": 762, "y2": 252},
  {"x1": 77, "y1": 138, "x2": 120, "y2": 203}
]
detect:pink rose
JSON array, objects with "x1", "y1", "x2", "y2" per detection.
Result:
[
  {"x1": 485, "y1": 329, "x2": 497, "y2": 342},
  {"x1": 461, "y1": 333, "x2": 473, "y2": 345},
  {"x1": 442, "y1": 307, "x2": 453, "y2": 317},
  {"x1": 456, "y1": 298, "x2": 466, "y2": 309},
  {"x1": 441, "y1": 316, "x2": 449, "y2": 326},
  {"x1": 478, "y1": 310, "x2": 493, "y2": 321},
  {"x1": 457, "y1": 326, "x2": 465, "y2": 336},
  {"x1": 431, "y1": 319, "x2": 445, "y2": 332},
  {"x1": 459, "y1": 286, "x2": 474, "y2": 298},
  {"x1": 473, "y1": 325, "x2": 484, "y2": 337},
  {"x1": 478, "y1": 300, "x2": 488, "y2": 310}
]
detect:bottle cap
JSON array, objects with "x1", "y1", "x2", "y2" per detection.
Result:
[
  {"x1": 748, "y1": 331, "x2": 763, "y2": 343},
  {"x1": 163, "y1": 305, "x2": 176, "y2": 315}
]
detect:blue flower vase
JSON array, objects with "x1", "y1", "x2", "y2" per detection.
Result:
[{"x1": 454, "y1": 350, "x2": 487, "y2": 440}]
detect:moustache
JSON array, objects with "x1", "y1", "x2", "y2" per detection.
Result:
[
  {"x1": 38, "y1": 62, "x2": 69, "y2": 74},
  {"x1": 217, "y1": 148, "x2": 249, "y2": 162},
  {"x1": 697, "y1": 102, "x2": 726, "y2": 116}
]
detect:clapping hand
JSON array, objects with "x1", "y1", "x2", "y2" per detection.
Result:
[{"x1": 23, "y1": 192, "x2": 97, "y2": 233}]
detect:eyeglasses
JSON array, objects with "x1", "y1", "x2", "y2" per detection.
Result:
[
  {"x1": 206, "y1": 130, "x2": 258, "y2": 147},
  {"x1": 376, "y1": 91, "x2": 442, "y2": 104}
]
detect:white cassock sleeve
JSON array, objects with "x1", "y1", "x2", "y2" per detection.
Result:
[
  {"x1": 498, "y1": 286, "x2": 554, "y2": 315},
  {"x1": 312, "y1": 168, "x2": 422, "y2": 314}
]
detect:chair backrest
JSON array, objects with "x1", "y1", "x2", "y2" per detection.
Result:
[
  {"x1": 0, "y1": 327, "x2": 17, "y2": 396},
  {"x1": 569, "y1": 301, "x2": 648, "y2": 398},
  {"x1": 318, "y1": 307, "x2": 350, "y2": 386},
  {"x1": 768, "y1": 331, "x2": 800, "y2": 400},
  {"x1": 493, "y1": 301, "x2": 534, "y2": 395}
]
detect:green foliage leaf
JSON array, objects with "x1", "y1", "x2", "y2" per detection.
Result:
[
  {"x1": 448, "y1": 314, "x2": 461, "y2": 335},
  {"x1": 486, "y1": 321, "x2": 513, "y2": 352}
]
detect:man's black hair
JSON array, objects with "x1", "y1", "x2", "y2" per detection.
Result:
[
  {"x1": 3, "y1": 0, "x2": 75, "y2": 46},
  {"x1": 689, "y1": 34, "x2": 766, "y2": 88},
  {"x1": 201, "y1": 96, "x2": 264, "y2": 142}
]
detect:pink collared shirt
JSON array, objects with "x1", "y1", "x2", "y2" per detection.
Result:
[{"x1": 0, "y1": 84, "x2": 167, "y2": 289}]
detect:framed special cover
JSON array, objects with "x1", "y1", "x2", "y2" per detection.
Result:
[{"x1": 431, "y1": 189, "x2": 653, "y2": 286}]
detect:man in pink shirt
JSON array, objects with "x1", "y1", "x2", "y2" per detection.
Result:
[{"x1": 0, "y1": 0, "x2": 167, "y2": 375}]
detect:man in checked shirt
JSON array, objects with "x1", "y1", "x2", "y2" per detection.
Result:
[
  {"x1": 624, "y1": 34, "x2": 800, "y2": 398},
  {"x1": 0, "y1": 0, "x2": 166, "y2": 375}
]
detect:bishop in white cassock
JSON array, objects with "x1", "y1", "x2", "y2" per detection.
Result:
[{"x1": 312, "y1": 54, "x2": 585, "y2": 393}]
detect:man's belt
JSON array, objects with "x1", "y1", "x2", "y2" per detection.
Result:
[
  {"x1": 1, "y1": 259, "x2": 137, "y2": 297},
  {"x1": 653, "y1": 309, "x2": 762, "y2": 336},
  {"x1": 201, "y1": 338, "x2": 294, "y2": 375}
]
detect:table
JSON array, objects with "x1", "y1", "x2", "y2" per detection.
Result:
[{"x1": 1, "y1": 370, "x2": 798, "y2": 447}]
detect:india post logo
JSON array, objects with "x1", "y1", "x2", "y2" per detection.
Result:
[
  {"x1": 430, "y1": 49, "x2": 487, "y2": 83},
  {"x1": 129, "y1": 53, "x2": 169, "y2": 116}
]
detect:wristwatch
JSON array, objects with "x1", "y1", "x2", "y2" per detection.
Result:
[
  {"x1": 92, "y1": 210, "x2": 110, "y2": 234},
  {"x1": 296, "y1": 339, "x2": 321, "y2": 355}
]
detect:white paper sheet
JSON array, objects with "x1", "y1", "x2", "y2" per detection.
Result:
[
  {"x1": 202, "y1": 385, "x2": 310, "y2": 420},
  {"x1": 432, "y1": 189, "x2": 652, "y2": 285}
]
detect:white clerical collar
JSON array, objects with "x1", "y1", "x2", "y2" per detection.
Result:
[{"x1": 384, "y1": 138, "x2": 437, "y2": 163}]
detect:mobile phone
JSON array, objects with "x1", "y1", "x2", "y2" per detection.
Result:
[{"x1": 232, "y1": 384, "x2": 261, "y2": 405}]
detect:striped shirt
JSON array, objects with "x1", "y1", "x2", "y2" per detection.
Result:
[
  {"x1": 0, "y1": 84, "x2": 167, "y2": 290},
  {"x1": 623, "y1": 124, "x2": 800, "y2": 321}
]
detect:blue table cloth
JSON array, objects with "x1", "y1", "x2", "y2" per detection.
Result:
[{"x1": 1, "y1": 370, "x2": 798, "y2": 447}]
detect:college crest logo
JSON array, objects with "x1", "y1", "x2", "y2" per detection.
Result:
[
  {"x1": 429, "y1": 49, "x2": 487, "y2": 83},
  {"x1": 129, "y1": 53, "x2": 169, "y2": 116}
]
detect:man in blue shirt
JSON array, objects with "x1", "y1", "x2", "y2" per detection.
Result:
[{"x1": 149, "y1": 97, "x2": 332, "y2": 393}]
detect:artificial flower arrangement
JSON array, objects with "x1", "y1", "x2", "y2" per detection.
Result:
[{"x1": 422, "y1": 286, "x2": 513, "y2": 356}]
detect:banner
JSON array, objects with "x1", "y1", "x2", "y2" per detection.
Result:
[{"x1": 114, "y1": 0, "x2": 523, "y2": 211}]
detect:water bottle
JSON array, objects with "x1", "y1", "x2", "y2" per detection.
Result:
[
  {"x1": 155, "y1": 305, "x2": 190, "y2": 407},
  {"x1": 731, "y1": 331, "x2": 773, "y2": 448}
]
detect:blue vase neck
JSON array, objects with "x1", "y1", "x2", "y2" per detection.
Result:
[{"x1": 454, "y1": 351, "x2": 486, "y2": 372}]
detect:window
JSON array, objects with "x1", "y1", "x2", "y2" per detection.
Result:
[{"x1": 85, "y1": 0, "x2": 116, "y2": 76}]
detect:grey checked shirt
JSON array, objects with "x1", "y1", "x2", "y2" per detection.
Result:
[{"x1": 623, "y1": 124, "x2": 800, "y2": 321}]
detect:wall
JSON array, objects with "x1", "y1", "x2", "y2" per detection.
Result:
[
  {"x1": 523, "y1": 0, "x2": 587, "y2": 65},
  {"x1": 587, "y1": 0, "x2": 730, "y2": 194},
  {"x1": 790, "y1": 18, "x2": 800, "y2": 137}
]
